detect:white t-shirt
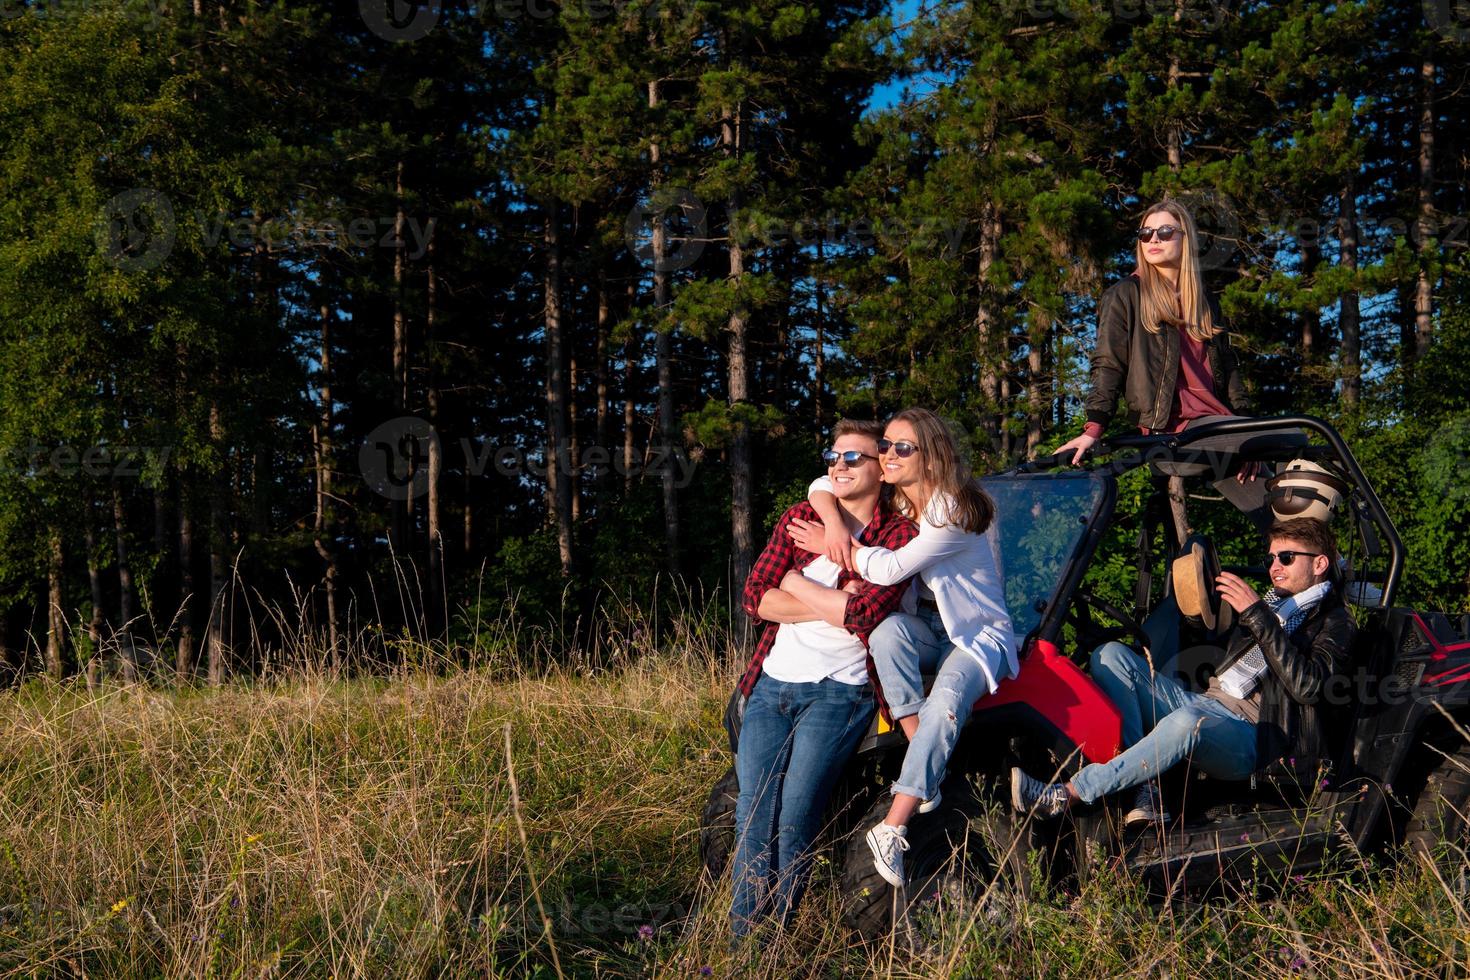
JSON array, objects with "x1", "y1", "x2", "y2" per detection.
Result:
[
  {"x1": 761, "y1": 555, "x2": 870, "y2": 686},
  {"x1": 812, "y1": 478, "x2": 1017, "y2": 694}
]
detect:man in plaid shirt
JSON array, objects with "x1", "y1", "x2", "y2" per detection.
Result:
[{"x1": 729, "y1": 419, "x2": 918, "y2": 941}]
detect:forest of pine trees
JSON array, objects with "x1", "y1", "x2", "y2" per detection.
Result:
[{"x1": 0, "y1": 0, "x2": 1467, "y2": 680}]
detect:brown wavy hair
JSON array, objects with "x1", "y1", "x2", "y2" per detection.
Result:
[
  {"x1": 1135, "y1": 198, "x2": 1220, "y2": 342},
  {"x1": 887, "y1": 408, "x2": 995, "y2": 534}
]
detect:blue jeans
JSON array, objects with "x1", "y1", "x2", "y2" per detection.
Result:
[
  {"x1": 872, "y1": 610, "x2": 996, "y2": 802},
  {"x1": 730, "y1": 675, "x2": 875, "y2": 937},
  {"x1": 1070, "y1": 641, "x2": 1257, "y2": 803},
  {"x1": 867, "y1": 612, "x2": 946, "y2": 718}
]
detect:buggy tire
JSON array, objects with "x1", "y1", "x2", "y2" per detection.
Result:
[
  {"x1": 699, "y1": 765, "x2": 741, "y2": 882},
  {"x1": 1406, "y1": 744, "x2": 1470, "y2": 858},
  {"x1": 839, "y1": 773, "x2": 1032, "y2": 938}
]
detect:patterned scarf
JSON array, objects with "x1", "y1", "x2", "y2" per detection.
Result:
[{"x1": 1217, "y1": 581, "x2": 1334, "y2": 700}]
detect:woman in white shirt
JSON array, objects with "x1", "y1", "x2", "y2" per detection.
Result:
[{"x1": 792, "y1": 407, "x2": 1016, "y2": 888}]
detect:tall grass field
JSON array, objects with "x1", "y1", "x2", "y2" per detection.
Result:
[{"x1": 0, "y1": 600, "x2": 1467, "y2": 978}]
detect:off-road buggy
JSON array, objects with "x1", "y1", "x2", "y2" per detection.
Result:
[{"x1": 699, "y1": 416, "x2": 1470, "y2": 936}]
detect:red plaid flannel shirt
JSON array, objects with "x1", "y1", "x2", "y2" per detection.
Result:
[{"x1": 736, "y1": 501, "x2": 919, "y2": 722}]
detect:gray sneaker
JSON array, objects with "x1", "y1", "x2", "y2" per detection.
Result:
[
  {"x1": 1010, "y1": 767, "x2": 1070, "y2": 819},
  {"x1": 1124, "y1": 783, "x2": 1171, "y2": 825},
  {"x1": 865, "y1": 821, "x2": 909, "y2": 887}
]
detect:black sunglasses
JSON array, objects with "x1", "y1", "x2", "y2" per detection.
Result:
[
  {"x1": 1136, "y1": 224, "x2": 1182, "y2": 243},
  {"x1": 822, "y1": 448, "x2": 878, "y2": 466},
  {"x1": 1265, "y1": 550, "x2": 1322, "y2": 568},
  {"x1": 876, "y1": 438, "x2": 920, "y2": 458}
]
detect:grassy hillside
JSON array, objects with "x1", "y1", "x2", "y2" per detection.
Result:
[{"x1": 0, "y1": 631, "x2": 1467, "y2": 977}]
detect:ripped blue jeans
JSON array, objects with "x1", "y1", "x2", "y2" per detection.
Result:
[{"x1": 869, "y1": 609, "x2": 995, "y2": 802}]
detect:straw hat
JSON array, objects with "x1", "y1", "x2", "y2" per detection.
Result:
[{"x1": 1172, "y1": 534, "x2": 1223, "y2": 631}]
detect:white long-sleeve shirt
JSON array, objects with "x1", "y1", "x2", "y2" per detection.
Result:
[{"x1": 810, "y1": 477, "x2": 1017, "y2": 694}]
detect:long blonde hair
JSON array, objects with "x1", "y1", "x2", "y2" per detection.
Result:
[
  {"x1": 1135, "y1": 199, "x2": 1219, "y2": 342},
  {"x1": 888, "y1": 408, "x2": 994, "y2": 534}
]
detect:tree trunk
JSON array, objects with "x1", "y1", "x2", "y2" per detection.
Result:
[
  {"x1": 153, "y1": 485, "x2": 173, "y2": 628},
  {"x1": 1166, "y1": 0, "x2": 1184, "y2": 172},
  {"x1": 1299, "y1": 238, "x2": 1319, "y2": 361},
  {"x1": 314, "y1": 300, "x2": 341, "y2": 664},
  {"x1": 649, "y1": 79, "x2": 680, "y2": 575},
  {"x1": 205, "y1": 399, "x2": 229, "y2": 685},
  {"x1": 426, "y1": 236, "x2": 444, "y2": 636},
  {"x1": 1025, "y1": 318, "x2": 1049, "y2": 458},
  {"x1": 814, "y1": 237, "x2": 826, "y2": 438},
  {"x1": 569, "y1": 347, "x2": 581, "y2": 524},
  {"x1": 623, "y1": 280, "x2": 638, "y2": 497},
  {"x1": 544, "y1": 202, "x2": 574, "y2": 577},
  {"x1": 462, "y1": 467, "x2": 473, "y2": 557},
  {"x1": 112, "y1": 482, "x2": 140, "y2": 681},
  {"x1": 724, "y1": 105, "x2": 754, "y2": 592},
  {"x1": 391, "y1": 159, "x2": 409, "y2": 552},
  {"x1": 45, "y1": 529, "x2": 65, "y2": 680},
  {"x1": 177, "y1": 492, "x2": 195, "y2": 680},
  {"x1": 1338, "y1": 179, "x2": 1360, "y2": 407},
  {"x1": 1414, "y1": 50, "x2": 1435, "y2": 357},
  {"x1": 595, "y1": 272, "x2": 612, "y2": 506},
  {"x1": 976, "y1": 203, "x2": 1002, "y2": 451},
  {"x1": 84, "y1": 518, "x2": 104, "y2": 688}
]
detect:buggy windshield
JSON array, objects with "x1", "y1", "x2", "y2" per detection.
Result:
[{"x1": 978, "y1": 472, "x2": 1110, "y2": 645}]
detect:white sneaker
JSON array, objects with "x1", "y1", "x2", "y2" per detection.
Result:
[
  {"x1": 865, "y1": 821, "x2": 909, "y2": 887},
  {"x1": 1124, "y1": 783, "x2": 1171, "y2": 825},
  {"x1": 917, "y1": 788, "x2": 942, "y2": 814}
]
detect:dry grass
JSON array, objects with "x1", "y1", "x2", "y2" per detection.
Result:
[{"x1": 1, "y1": 596, "x2": 1468, "y2": 978}]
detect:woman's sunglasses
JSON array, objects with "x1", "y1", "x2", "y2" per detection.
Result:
[
  {"x1": 876, "y1": 438, "x2": 920, "y2": 458},
  {"x1": 1136, "y1": 224, "x2": 1182, "y2": 243},
  {"x1": 1265, "y1": 550, "x2": 1322, "y2": 568},
  {"x1": 821, "y1": 448, "x2": 878, "y2": 466}
]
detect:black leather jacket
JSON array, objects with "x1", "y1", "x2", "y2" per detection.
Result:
[
  {"x1": 1215, "y1": 594, "x2": 1356, "y2": 780},
  {"x1": 1083, "y1": 275, "x2": 1249, "y2": 432}
]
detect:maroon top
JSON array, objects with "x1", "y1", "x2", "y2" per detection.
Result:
[
  {"x1": 737, "y1": 501, "x2": 919, "y2": 723},
  {"x1": 1165, "y1": 330, "x2": 1233, "y2": 432}
]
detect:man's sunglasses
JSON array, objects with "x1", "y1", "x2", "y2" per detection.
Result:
[
  {"x1": 821, "y1": 448, "x2": 878, "y2": 466},
  {"x1": 1136, "y1": 225, "x2": 1183, "y2": 243},
  {"x1": 876, "y1": 438, "x2": 920, "y2": 458},
  {"x1": 1265, "y1": 550, "x2": 1322, "y2": 568}
]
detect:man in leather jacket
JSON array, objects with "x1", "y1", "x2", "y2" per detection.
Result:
[{"x1": 1011, "y1": 517, "x2": 1355, "y2": 825}]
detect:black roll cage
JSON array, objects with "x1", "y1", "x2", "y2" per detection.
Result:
[{"x1": 1004, "y1": 416, "x2": 1405, "y2": 650}]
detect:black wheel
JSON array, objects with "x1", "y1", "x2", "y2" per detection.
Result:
[
  {"x1": 1406, "y1": 744, "x2": 1470, "y2": 858},
  {"x1": 840, "y1": 773, "x2": 1034, "y2": 938},
  {"x1": 699, "y1": 765, "x2": 741, "y2": 881}
]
